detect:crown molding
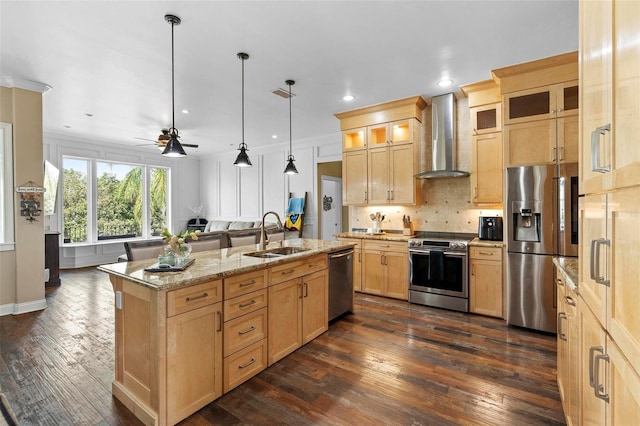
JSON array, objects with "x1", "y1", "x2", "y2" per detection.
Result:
[{"x1": 1, "y1": 76, "x2": 52, "y2": 94}]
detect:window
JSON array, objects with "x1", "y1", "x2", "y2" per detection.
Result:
[
  {"x1": 0, "y1": 123, "x2": 14, "y2": 248},
  {"x1": 62, "y1": 156, "x2": 169, "y2": 244}
]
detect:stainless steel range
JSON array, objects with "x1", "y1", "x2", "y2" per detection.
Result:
[{"x1": 408, "y1": 232, "x2": 476, "y2": 312}]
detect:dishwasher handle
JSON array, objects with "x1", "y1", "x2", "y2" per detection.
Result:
[{"x1": 329, "y1": 249, "x2": 354, "y2": 260}]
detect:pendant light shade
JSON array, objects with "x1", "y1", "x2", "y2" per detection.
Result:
[
  {"x1": 283, "y1": 79, "x2": 298, "y2": 175},
  {"x1": 162, "y1": 14, "x2": 187, "y2": 158},
  {"x1": 234, "y1": 52, "x2": 252, "y2": 167}
]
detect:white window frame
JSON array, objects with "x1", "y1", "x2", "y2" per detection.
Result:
[
  {"x1": 61, "y1": 155, "x2": 170, "y2": 245},
  {"x1": 0, "y1": 122, "x2": 14, "y2": 251}
]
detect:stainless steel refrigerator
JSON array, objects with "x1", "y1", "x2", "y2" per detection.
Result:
[{"x1": 505, "y1": 163, "x2": 578, "y2": 333}]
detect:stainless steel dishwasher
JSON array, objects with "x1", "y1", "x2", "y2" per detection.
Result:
[{"x1": 328, "y1": 247, "x2": 354, "y2": 321}]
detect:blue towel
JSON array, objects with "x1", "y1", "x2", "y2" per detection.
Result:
[{"x1": 286, "y1": 197, "x2": 305, "y2": 214}]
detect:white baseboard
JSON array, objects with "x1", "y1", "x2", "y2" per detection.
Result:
[
  {"x1": 0, "y1": 303, "x2": 14, "y2": 316},
  {"x1": 9, "y1": 298, "x2": 48, "y2": 315}
]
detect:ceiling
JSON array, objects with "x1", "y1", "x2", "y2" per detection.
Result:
[{"x1": 0, "y1": 1, "x2": 578, "y2": 157}]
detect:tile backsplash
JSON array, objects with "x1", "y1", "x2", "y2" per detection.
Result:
[{"x1": 348, "y1": 95, "x2": 502, "y2": 234}]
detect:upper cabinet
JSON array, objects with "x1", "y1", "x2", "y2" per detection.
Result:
[
  {"x1": 503, "y1": 81, "x2": 578, "y2": 125},
  {"x1": 493, "y1": 52, "x2": 579, "y2": 168},
  {"x1": 461, "y1": 79, "x2": 503, "y2": 205},
  {"x1": 335, "y1": 96, "x2": 426, "y2": 206}
]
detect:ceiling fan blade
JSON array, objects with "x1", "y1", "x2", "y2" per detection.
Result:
[
  {"x1": 134, "y1": 136, "x2": 157, "y2": 143},
  {"x1": 182, "y1": 143, "x2": 199, "y2": 148}
]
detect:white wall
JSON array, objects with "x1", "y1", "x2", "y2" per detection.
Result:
[{"x1": 199, "y1": 132, "x2": 342, "y2": 238}]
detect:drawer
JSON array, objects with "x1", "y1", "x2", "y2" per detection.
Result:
[
  {"x1": 470, "y1": 246, "x2": 503, "y2": 261},
  {"x1": 224, "y1": 307, "x2": 267, "y2": 356},
  {"x1": 224, "y1": 269, "x2": 268, "y2": 300},
  {"x1": 224, "y1": 339, "x2": 267, "y2": 393},
  {"x1": 270, "y1": 254, "x2": 327, "y2": 284},
  {"x1": 167, "y1": 280, "x2": 222, "y2": 317},
  {"x1": 223, "y1": 288, "x2": 267, "y2": 321},
  {"x1": 362, "y1": 239, "x2": 407, "y2": 253}
]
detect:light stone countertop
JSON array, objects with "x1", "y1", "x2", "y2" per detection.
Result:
[
  {"x1": 98, "y1": 238, "x2": 355, "y2": 291},
  {"x1": 553, "y1": 256, "x2": 579, "y2": 292},
  {"x1": 468, "y1": 237, "x2": 505, "y2": 248},
  {"x1": 334, "y1": 231, "x2": 413, "y2": 242}
]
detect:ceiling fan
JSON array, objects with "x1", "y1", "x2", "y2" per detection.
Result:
[{"x1": 135, "y1": 129, "x2": 199, "y2": 150}]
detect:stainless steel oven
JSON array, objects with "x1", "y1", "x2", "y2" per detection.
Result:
[{"x1": 408, "y1": 232, "x2": 475, "y2": 312}]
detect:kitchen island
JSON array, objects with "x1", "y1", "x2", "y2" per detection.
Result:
[{"x1": 98, "y1": 238, "x2": 354, "y2": 426}]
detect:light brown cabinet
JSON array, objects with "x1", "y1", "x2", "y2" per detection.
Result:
[
  {"x1": 361, "y1": 240, "x2": 408, "y2": 300},
  {"x1": 555, "y1": 269, "x2": 579, "y2": 426},
  {"x1": 368, "y1": 142, "x2": 417, "y2": 205},
  {"x1": 493, "y1": 53, "x2": 579, "y2": 168},
  {"x1": 335, "y1": 96, "x2": 426, "y2": 206},
  {"x1": 342, "y1": 149, "x2": 368, "y2": 205},
  {"x1": 576, "y1": 1, "x2": 640, "y2": 423},
  {"x1": 503, "y1": 81, "x2": 578, "y2": 125},
  {"x1": 268, "y1": 269, "x2": 328, "y2": 365},
  {"x1": 469, "y1": 246, "x2": 503, "y2": 318},
  {"x1": 461, "y1": 80, "x2": 503, "y2": 205},
  {"x1": 222, "y1": 269, "x2": 269, "y2": 393}
]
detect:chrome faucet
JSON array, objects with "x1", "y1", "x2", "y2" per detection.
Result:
[{"x1": 260, "y1": 211, "x2": 284, "y2": 250}]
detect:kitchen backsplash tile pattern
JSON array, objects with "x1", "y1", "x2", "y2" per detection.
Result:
[{"x1": 349, "y1": 96, "x2": 502, "y2": 234}]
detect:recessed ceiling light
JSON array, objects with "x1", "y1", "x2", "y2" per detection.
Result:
[
  {"x1": 438, "y1": 79, "x2": 453, "y2": 87},
  {"x1": 181, "y1": 109, "x2": 189, "y2": 114},
  {"x1": 272, "y1": 134, "x2": 278, "y2": 139},
  {"x1": 342, "y1": 95, "x2": 355, "y2": 101}
]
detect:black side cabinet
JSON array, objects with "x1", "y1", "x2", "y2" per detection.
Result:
[{"x1": 45, "y1": 231, "x2": 61, "y2": 286}]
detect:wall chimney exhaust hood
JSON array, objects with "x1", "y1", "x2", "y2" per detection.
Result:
[{"x1": 416, "y1": 93, "x2": 469, "y2": 179}]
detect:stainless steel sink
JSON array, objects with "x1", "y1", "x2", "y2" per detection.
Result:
[{"x1": 243, "y1": 247, "x2": 310, "y2": 258}]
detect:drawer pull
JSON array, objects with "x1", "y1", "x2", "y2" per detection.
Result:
[
  {"x1": 239, "y1": 299, "x2": 256, "y2": 309},
  {"x1": 238, "y1": 325, "x2": 256, "y2": 335},
  {"x1": 186, "y1": 293, "x2": 208, "y2": 302},
  {"x1": 281, "y1": 269, "x2": 295, "y2": 275},
  {"x1": 478, "y1": 251, "x2": 494, "y2": 256},
  {"x1": 238, "y1": 358, "x2": 256, "y2": 369},
  {"x1": 239, "y1": 279, "x2": 257, "y2": 287}
]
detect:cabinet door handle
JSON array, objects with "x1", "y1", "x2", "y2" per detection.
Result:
[
  {"x1": 565, "y1": 296, "x2": 576, "y2": 307},
  {"x1": 238, "y1": 358, "x2": 256, "y2": 369},
  {"x1": 239, "y1": 279, "x2": 257, "y2": 287},
  {"x1": 590, "y1": 238, "x2": 611, "y2": 287},
  {"x1": 553, "y1": 277, "x2": 557, "y2": 309},
  {"x1": 389, "y1": 190, "x2": 393, "y2": 201},
  {"x1": 473, "y1": 187, "x2": 477, "y2": 199},
  {"x1": 239, "y1": 299, "x2": 256, "y2": 309},
  {"x1": 471, "y1": 265, "x2": 475, "y2": 276},
  {"x1": 589, "y1": 346, "x2": 605, "y2": 389},
  {"x1": 556, "y1": 277, "x2": 564, "y2": 287},
  {"x1": 364, "y1": 191, "x2": 368, "y2": 202},
  {"x1": 304, "y1": 282, "x2": 309, "y2": 298},
  {"x1": 299, "y1": 282, "x2": 303, "y2": 299},
  {"x1": 551, "y1": 147, "x2": 557, "y2": 162},
  {"x1": 238, "y1": 325, "x2": 256, "y2": 335},
  {"x1": 594, "y1": 352, "x2": 610, "y2": 402},
  {"x1": 591, "y1": 124, "x2": 611, "y2": 173},
  {"x1": 557, "y1": 312, "x2": 567, "y2": 341},
  {"x1": 380, "y1": 255, "x2": 384, "y2": 265},
  {"x1": 558, "y1": 146, "x2": 564, "y2": 161},
  {"x1": 217, "y1": 311, "x2": 222, "y2": 332},
  {"x1": 186, "y1": 292, "x2": 208, "y2": 302}
]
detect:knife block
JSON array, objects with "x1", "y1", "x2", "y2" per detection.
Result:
[{"x1": 402, "y1": 222, "x2": 414, "y2": 235}]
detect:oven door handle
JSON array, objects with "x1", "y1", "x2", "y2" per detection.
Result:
[{"x1": 410, "y1": 250, "x2": 466, "y2": 257}]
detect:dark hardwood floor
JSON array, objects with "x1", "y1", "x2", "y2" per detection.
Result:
[{"x1": 0, "y1": 268, "x2": 565, "y2": 425}]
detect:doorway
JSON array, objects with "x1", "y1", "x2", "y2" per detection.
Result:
[{"x1": 320, "y1": 176, "x2": 342, "y2": 240}]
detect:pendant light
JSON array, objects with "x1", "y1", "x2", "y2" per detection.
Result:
[
  {"x1": 233, "y1": 52, "x2": 252, "y2": 167},
  {"x1": 283, "y1": 79, "x2": 298, "y2": 175},
  {"x1": 162, "y1": 14, "x2": 187, "y2": 158}
]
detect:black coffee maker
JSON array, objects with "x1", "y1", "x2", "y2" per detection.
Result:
[{"x1": 478, "y1": 216, "x2": 503, "y2": 241}]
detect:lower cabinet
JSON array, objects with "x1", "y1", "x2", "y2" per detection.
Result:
[
  {"x1": 167, "y1": 303, "x2": 223, "y2": 425},
  {"x1": 361, "y1": 240, "x2": 408, "y2": 300},
  {"x1": 468, "y1": 246, "x2": 503, "y2": 318},
  {"x1": 579, "y1": 298, "x2": 640, "y2": 425},
  {"x1": 555, "y1": 269, "x2": 579, "y2": 426},
  {"x1": 222, "y1": 270, "x2": 268, "y2": 393},
  {"x1": 268, "y1": 269, "x2": 328, "y2": 365}
]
